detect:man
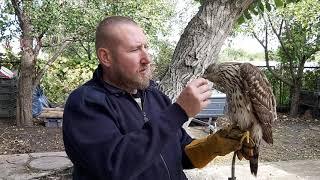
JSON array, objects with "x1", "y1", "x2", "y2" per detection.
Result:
[{"x1": 63, "y1": 16, "x2": 251, "y2": 180}]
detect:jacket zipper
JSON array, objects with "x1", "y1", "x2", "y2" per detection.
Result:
[
  {"x1": 160, "y1": 153, "x2": 172, "y2": 180},
  {"x1": 142, "y1": 92, "x2": 171, "y2": 180},
  {"x1": 132, "y1": 92, "x2": 172, "y2": 180}
]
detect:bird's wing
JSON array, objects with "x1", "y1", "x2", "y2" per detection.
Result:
[{"x1": 240, "y1": 63, "x2": 277, "y2": 144}]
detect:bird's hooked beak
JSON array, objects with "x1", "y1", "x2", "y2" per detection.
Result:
[
  {"x1": 202, "y1": 69, "x2": 210, "y2": 79},
  {"x1": 202, "y1": 65, "x2": 212, "y2": 80},
  {"x1": 202, "y1": 74, "x2": 208, "y2": 79}
]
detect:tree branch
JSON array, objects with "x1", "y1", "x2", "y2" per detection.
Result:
[
  {"x1": 79, "y1": 40, "x2": 88, "y2": 53},
  {"x1": 70, "y1": 46, "x2": 84, "y2": 60},
  {"x1": 279, "y1": 19, "x2": 284, "y2": 36},
  {"x1": 262, "y1": 19, "x2": 293, "y2": 87},
  {"x1": 33, "y1": 40, "x2": 72, "y2": 89},
  {"x1": 252, "y1": 30, "x2": 266, "y2": 49},
  {"x1": 11, "y1": 0, "x2": 23, "y2": 30},
  {"x1": 266, "y1": 14, "x2": 295, "y2": 80},
  {"x1": 33, "y1": 32, "x2": 45, "y2": 58}
]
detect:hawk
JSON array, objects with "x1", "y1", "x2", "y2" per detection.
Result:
[{"x1": 203, "y1": 62, "x2": 277, "y2": 177}]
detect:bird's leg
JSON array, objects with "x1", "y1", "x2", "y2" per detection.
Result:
[
  {"x1": 239, "y1": 131, "x2": 255, "y2": 158},
  {"x1": 240, "y1": 131, "x2": 250, "y2": 144}
]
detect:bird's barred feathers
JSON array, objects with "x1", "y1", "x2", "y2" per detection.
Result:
[
  {"x1": 240, "y1": 63, "x2": 276, "y2": 144},
  {"x1": 203, "y1": 62, "x2": 277, "y2": 176}
]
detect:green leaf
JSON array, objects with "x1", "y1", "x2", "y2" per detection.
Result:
[
  {"x1": 249, "y1": 5, "x2": 259, "y2": 15},
  {"x1": 266, "y1": 1, "x2": 272, "y2": 11},
  {"x1": 237, "y1": 15, "x2": 245, "y2": 25},
  {"x1": 244, "y1": 10, "x2": 252, "y2": 20},
  {"x1": 274, "y1": 0, "x2": 284, "y2": 7},
  {"x1": 258, "y1": 2, "x2": 265, "y2": 12}
]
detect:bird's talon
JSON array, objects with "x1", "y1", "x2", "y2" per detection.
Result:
[{"x1": 240, "y1": 131, "x2": 250, "y2": 145}]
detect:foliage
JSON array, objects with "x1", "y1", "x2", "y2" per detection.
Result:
[
  {"x1": 219, "y1": 48, "x2": 264, "y2": 62},
  {"x1": 276, "y1": 0, "x2": 320, "y2": 66},
  {"x1": 59, "y1": 0, "x2": 175, "y2": 62},
  {"x1": 237, "y1": 0, "x2": 301, "y2": 25},
  {"x1": 303, "y1": 69, "x2": 320, "y2": 91},
  {"x1": 191, "y1": 0, "x2": 302, "y2": 27},
  {"x1": 152, "y1": 41, "x2": 175, "y2": 81},
  {"x1": 39, "y1": 57, "x2": 97, "y2": 105},
  {"x1": 237, "y1": 0, "x2": 320, "y2": 116},
  {"x1": 41, "y1": 1, "x2": 175, "y2": 104},
  {"x1": 0, "y1": 0, "x2": 175, "y2": 105},
  {"x1": 0, "y1": 48, "x2": 20, "y2": 70},
  {"x1": 265, "y1": 66, "x2": 320, "y2": 106}
]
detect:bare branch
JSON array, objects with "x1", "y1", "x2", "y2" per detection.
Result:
[
  {"x1": 263, "y1": 19, "x2": 293, "y2": 87},
  {"x1": 79, "y1": 40, "x2": 89, "y2": 53},
  {"x1": 265, "y1": 52, "x2": 292, "y2": 86},
  {"x1": 266, "y1": 14, "x2": 295, "y2": 79},
  {"x1": 33, "y1": 31, "x2": 46, "y2": 57},
  {"x1": 42, "y1": 37, "x2": 79, "y2": 48},
  {"x1": 279, "y1": 19, "x2": 284, "y2": 36},
  {"x1": 33, "y1": 37, "x2": 42, "y2": 58},
  {"x1": 33, "y1": 40, "x2": 72, "y2": 88},
  {"x1": 70, "y1": 46, "x2": 84, "y2": 60},
  {"x1": 252, "y1": 30, "x2": 266, "y2": 49},
  {"x1": 11, "y1": 0, "x2": 23, "y2": 30},
  {"x1": 296, "y1": 54, "x2": 308, "y2": 82},
  {"x1": 283, "y1": 22, "x2": 297, "y2": 78}
]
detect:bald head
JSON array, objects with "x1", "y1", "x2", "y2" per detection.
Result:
[{"x1": 95, "y1": 16, "x2": 138, "y2": 52}]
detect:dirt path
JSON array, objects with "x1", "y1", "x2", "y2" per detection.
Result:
[
  {"x1": 260, "y1": 114, "x2": 320, "y2": 162},
  {"x1": 1, "y1": 113, "x2": 319, "y2": 162}
]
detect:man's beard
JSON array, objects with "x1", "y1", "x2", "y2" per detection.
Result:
[{"x1": 113, "y1": 65, "x2": 152, "y2": 91}]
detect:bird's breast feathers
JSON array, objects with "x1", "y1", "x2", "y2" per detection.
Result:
[{"x1": 228, "y1": 92, "x2": 255, "y2": 130}]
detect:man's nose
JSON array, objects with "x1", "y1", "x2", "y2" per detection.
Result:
[{"x1": 141, "y1": 48, "x2": 151, "y2": 64}]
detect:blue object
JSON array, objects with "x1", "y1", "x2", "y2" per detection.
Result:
[
  {"x1": 195, "y1": 92, "x2": 227, "y2": 119},
  {"x1": 32, "y1": 85, "x2": 50, "y2": 117}
]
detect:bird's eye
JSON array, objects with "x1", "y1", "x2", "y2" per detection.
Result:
[{"x1": 204, "y1": 68, "x2": 209, "y2": 74}]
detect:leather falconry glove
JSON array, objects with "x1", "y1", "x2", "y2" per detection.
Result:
[{"x1": 184, "y1": 125, "x2": 254, "y2": 168}]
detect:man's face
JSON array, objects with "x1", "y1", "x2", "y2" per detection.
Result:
[{"x1": 108, "y1": 24, "x2": 152, "y2": 91}]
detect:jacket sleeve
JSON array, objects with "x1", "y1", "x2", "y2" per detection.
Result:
[
  {"x1": 179, "y1": 128, "x2": 195, "y2": 169},
  {"x1": 63, "y1": 87, "x2": 189, "y2": 179},
  {"x1": 160, "y1": 89, "x2": 194, "y2": 169}
]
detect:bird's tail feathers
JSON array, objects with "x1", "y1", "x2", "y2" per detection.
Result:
[
  {"x1": 249, "y1": 146, "x2": 259, "y2": 176},
  {"x1": 262, "y1": 125, "x2": 273, "y2": 144}
]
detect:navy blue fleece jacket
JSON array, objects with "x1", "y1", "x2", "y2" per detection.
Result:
[{"x1": 63, "y1": 66, "x2": 194, "y2": 180}]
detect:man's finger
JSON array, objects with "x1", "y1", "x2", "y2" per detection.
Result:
[
  {"x1": 199, "y1": 90, "x2": 212, "y2": 101},
  {"x1": 201, "y1": 98, "x2": 211, "y2": 108},
  {"x1": 197, "y1": 83, "x2": 211, "y2": 94},
  {"x1": 187, "y1": 78, "x2": 208, "y2": 88}
]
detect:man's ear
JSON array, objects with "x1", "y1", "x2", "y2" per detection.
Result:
[{"x1": 97, "y1": 48, "x2": 112, "y2": 67}]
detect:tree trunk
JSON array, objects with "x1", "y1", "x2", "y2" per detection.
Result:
[
  {"x1": 289, "y1": 83, "x2": 301, "y2": 117},
  {"x1": 16, "y1": 39, "x2": 35, "y2": 126},
  {"x1": 289, "y1": 60, "x2": 305, "y2": 117},
  {"x1": 12, "y1": 1, "x2": 69, "y2": 126},
  {"x1": 159, "y1": 0, "x2": 254, "y2": 99},
  {"x1": 14, "y1": 1, "x2": 36, "y2": 126}
]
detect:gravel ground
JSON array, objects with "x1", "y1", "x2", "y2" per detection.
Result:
[{"x1": 1, "y1": 113, "x2": 320, "y2": 179}]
